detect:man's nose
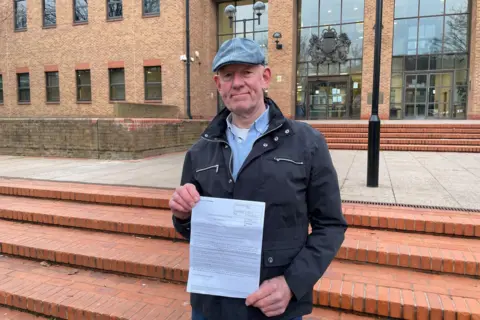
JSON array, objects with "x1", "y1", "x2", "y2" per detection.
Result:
[{"x1": 231, "y1": 72, "x2": 244, "y2": 88}]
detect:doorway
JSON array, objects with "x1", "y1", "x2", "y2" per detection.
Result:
[
  {"x1": 404, "y1": 72, "x2": 453, "y2": 119},
  {"x1": 305, "y1": 76, "x2": 356, "y2": 119}
]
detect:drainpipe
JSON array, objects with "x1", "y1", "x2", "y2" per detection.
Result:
[{"x1": 185, "y1": 0, "x2": 192, "y2": 119}]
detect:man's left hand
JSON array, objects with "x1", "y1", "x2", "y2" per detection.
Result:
[{"x1": 245, "y1": 276, "x2": 293, "y2": 317}]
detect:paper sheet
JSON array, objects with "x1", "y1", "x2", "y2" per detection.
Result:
[{"x1": 186, "y1": 196, "x2": 266, "y2": 299}]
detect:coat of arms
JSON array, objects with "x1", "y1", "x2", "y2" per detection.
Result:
[{"x1": 307, "y1": 27, "x2": 351, "y2": 65}]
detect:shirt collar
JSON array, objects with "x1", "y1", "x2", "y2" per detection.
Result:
[{"x1": 226, "y1": 104, "x2": 270, "y2": 135}]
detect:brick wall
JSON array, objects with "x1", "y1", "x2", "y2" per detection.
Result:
[
  {"x1": 0, "y1": 0, "x2": 218, "y2": 119},
  {"x1": 469, "y1": 0, "x2": 480, "y2": 119},
  {"x1": 0, "y1": 118, "x2": 209, "y2": 159}
]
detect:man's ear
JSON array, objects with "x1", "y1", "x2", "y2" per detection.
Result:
[
  {"x1": 213, "y1": 74, "x2": 222, "y2": 91},
  {"x1": 262, "y1": 67, "x2": 272, "y2": 88}
]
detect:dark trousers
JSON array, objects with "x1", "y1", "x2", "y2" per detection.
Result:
[{"x1": 192, "y1": 309, "x2": 302, "y2": 320}]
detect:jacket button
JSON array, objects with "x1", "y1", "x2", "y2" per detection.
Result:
[
  {"x1": 263, "y1": 143, "x2": 268, "y2": 147},
  {"x1": 285, "y1": 129, "x2": 290, "y2": 134},
  {"x1": 228, "y1": 179, "x2": 233, "y2": 184},
  {"x1": 268, "y1": 257, "x2": 273, "y2": 263},
  {"x1": 225, "y1": 145, "x2": 229, "y2": 148},
  {"x1": 205, "y1": 134, "x2": 209, "y2": 137},
  {"x1": 274, "y1": 136, "x2": 279, "y2": 141}
]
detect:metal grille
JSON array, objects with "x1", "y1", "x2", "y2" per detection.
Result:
[{"x1": 342, "y1": 199, "x2": 480, "y2": 213}]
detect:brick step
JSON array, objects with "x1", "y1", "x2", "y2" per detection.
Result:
[
  {"x1": 0, "y1": 256, "x2": 373, "y2": 320},
  {"x1": 326, "y1": 143, "x2": 480, "y2": 152},
  {"x1": 2, "y1": 197, "x2": 480, "y2": 276},
  {"x1": 1, "y1": 184, "x2": 479, "y2": 238},
  {"x1": 3, "y1": 242, "x2": 479, "y2": 320},
  {"x1": 0, "y1": 178, "x2": 170, "y2": 208},
  {"x1": 0, "y1": 305, "x2": 47, "y2": 319},
  {"x1": 323, "y1": 132, "x2": 480, "y2": 139},
  {"x1": 325, "y1": 137, "x2": 480, "y2": 146},
  {"x1": 314, "y1": 127, "x2": 480, "y2": 133},
  {"x1": 0, "y1": 215, "x2": 479, "y2": 283}
]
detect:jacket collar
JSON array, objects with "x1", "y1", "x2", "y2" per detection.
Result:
[{"x1": 201, "y1": 97, "x2": 290, "y2": 141}]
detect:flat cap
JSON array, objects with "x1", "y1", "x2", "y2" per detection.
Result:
[{"x1": 212, "y1": 37, "x2": 265, "y2": 72}]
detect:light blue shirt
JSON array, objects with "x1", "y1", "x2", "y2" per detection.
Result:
[{"x1": 226, "y1": 106, "x2": 270, "y2": 181}]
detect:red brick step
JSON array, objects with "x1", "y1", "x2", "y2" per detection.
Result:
[
  {"x1": 326, "y1": 143, "x2": 480, "y2": 152},
  {"x1": 322, "y1": 132, "x2": 480, "y2": 139},
  {"x1": 326, "y1": 137, "x2": 480, "y2": 146},
  {"x1": 0, "y1": 255, "x2": 373, "y2": 320}
]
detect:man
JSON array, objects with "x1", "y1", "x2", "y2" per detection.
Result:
[{"x1": 169, "y1": 38, "x2": 347, "y2": 320}]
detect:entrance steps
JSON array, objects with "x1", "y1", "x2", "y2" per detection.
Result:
[
  {"x1": 0, "y1": 178, "x2": 478, "y2": 319},
  {"x1": 309, "y1": 123, "x2": 480, "y2": 152}
]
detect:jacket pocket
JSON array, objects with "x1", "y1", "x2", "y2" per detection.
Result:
[
  {"x1": 271, "y1": 157, "x2": 304, "y2": 165},
  {"x1": 195, "y1": 164, "x2": 219, "y2": 173},
  {"x1": 263, "y1": 247, "x2": 302, "y2": 267}
]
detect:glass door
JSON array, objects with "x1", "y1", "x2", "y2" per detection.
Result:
[
  {"x1": 404, "y1": 74, "x2": 427, "y2": 119},
  {"x1": 307, "y1": 77, "x2": 349, "y2": 119},
  {"x1": 427, "y1": 73, "x2": 452, "y2": 119}
]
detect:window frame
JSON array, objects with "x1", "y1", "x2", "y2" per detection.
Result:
[
  {"x1": 142, "y1": 0, "x2": 160, "y2": 17},
  {"x1": 108, "y1": 68, "x2": 126, "y2": 101},
  {"x1": 73, "y1": 0, "x2": 89, "y2": 23},
  {"x1": 14, "y1": 0, "x2": 27, "y2": 31},
  {"x1": 17, "y1": 73, "x2": 30, "y2": 103},
  {"x1": 45, "y1": 71, "x2": 60, "y2": 102},
  {"x1": 76, "y1": 69, "x2": 92, "y2": 102},
  {"x1": 144, "y1": 66, "x2": 162, "y2": 101},
  {"x1": 42, "y1": 0, "x2": 56, "y2": 27},
  {"x1": 107, "y1": 0, "x2": 123, "y2": 20}
]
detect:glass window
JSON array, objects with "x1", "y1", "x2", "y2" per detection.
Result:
[
  {"x1": 143, "y1": 0, "x2": 159, "y2": 16},
  {"x1": 14, "y1": 0, "x2": 27, "y2": 30},
  {"x1": 298, "y1": 27, "x2": 318, "y2": 62},
  {"x1": 320, "y1": 0, "x2": 341, "y2": 25},
  {"x1": 342, "y1": 0, "x2": 363, "y2": 23},
  {"x1": 43, "y1": 0, "x2": 56, "y2": 26},
  {"x1": 417, "y1": 16, "x2": 443, "y2": 55},
  {"x1": 420, "y1": 0, "x2": 444, "y2": 16},
  {"x1": 393, "y1": 19, "x2": 418, "y2": 55},
  {"x1": 0, "y1": 75, "x2": 3, "y2": 103},
  {"x1": 74, "y1": 0, "x2": 88, "y2": 22},
  {"x1": 144, "y1": 67, "x2": 162, "y2": 100},
  {"x1": 109, "y1": 68, "x2": 125, "y2": 101},
  {"x1": 17, "y1": 73, "x2": 30, "y2": 103},
  {"x1": 341, "y1": 23, "x2": 363, "y2": 59},
  {"x1": 46, "y1": 72, "x2": 60, "y2": 102},
  {"x1": 394, "y1": 0, "x2": 418, "y2": 18},
  {"x1": 299, "y1": 0, "x2": 318, "y2": 27},
  {"x1": 446, "y1": 0, "x2": 468, "y2": 14},
  {"x1": 76, "y1": 70, "x2": 91, "y2": 102},
  {"x1": 443, "y1": 15, "x2": 468, "y2": 53},
  {"x1": 107, "y1": 0, "x2": 123, "y2": 19},
  {"x1": 417, "y1": 55, "x2": 429, "y2": 70}
]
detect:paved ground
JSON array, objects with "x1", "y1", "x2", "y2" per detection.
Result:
[{"x1": 0, "y1": 150, "x2": 479, "y2": 210}]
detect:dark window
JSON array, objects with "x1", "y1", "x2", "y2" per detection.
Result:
[
  {"x1": 46, "y1": 72, "x2": 60, "y2": 102},
  {"x1": 109, "y1": 68, "x2": 125, "y2": 101},
  {"x1": 0, "y1": 75, "x2": 3, "y2": 103},
  {"x1": 76, "y1": 70, "x2": 91, "y2": 101},
  {"x1": 143, "y1": 0, "x2": 159, "y2": 16},
  {"x1": 17, "y1": 73, "x2": 30, "y2": 103},
  {"x1": 14, "y1": 0, "x2": 27, "y2": 30},
  {"x1": 144, "y1": 66, "x2": 162, "y2": 100},
  {"x1": 107, "y1": 0, "x2": 123, "y2": 19},
  {"x1": 43, "y1": 0, "x2": 56, "y2": 26},
  {"x1": 74, "y1": 0, "x2": 88, "y2": 22}
]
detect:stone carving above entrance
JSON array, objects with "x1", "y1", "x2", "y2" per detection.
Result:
[{"x1": 307, "y1": 27, "x2": 352, "y2": 65}]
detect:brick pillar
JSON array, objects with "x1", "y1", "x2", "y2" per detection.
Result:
[
  {"x1": 267, "y1": 0, "x2": 297, "y2": 118},
  {"x1": 468, "y1": 0, "x2": 480, "y2": 120},
  {"x1": 360, "y1": 0, "x2": 394, "y2": 120}
]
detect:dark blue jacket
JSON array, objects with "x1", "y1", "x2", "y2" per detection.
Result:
[{"x1": 173, "y1": 97, "x2": 347, "y2": 320}]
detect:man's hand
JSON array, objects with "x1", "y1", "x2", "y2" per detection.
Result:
[
  {"x1": 245, "y1": 276, "x2": 293, "y2": 317},
  {"x1": 169, "y1": 183, "x2": 200, "y2": 220}
]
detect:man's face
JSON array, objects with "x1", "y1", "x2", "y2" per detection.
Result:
[{"x1": 214, "y1": 64, "x2": 271, "y2": 116}]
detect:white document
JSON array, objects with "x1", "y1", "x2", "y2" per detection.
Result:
[{"x1": 187, "y1": 196, "x2": 266, "y2": 299}]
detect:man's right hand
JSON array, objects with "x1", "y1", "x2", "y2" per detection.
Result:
[{"x1": 169, "y1": 183, "x2": 200, "y2": 220}]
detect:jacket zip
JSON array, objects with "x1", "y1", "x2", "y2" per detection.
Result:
[
  {"x1": 195, "y1": 164, "x2": 219, "y2": 173},
  {"x1": 200, "y1": 136, "x2": 234, "y2": 179},
  {"x1": 273, "y1": 157, "x2": 304, "y2": 165}
]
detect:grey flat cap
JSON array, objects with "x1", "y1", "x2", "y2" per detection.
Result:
[{"x1": 212, "y1": 37, "x2": 265, "y2": 72}]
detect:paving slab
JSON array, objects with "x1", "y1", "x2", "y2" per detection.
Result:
[{"x1": 0, "y1": 150, "x2": 479, "y2": 210}]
